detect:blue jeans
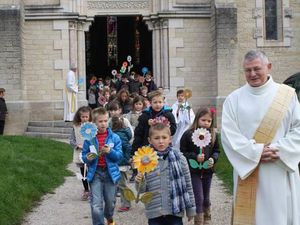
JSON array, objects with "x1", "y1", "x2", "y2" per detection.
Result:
[
  {"x1": 89, "y1": 167, "x2": 117, "y2": 225},
  {"x1": 191, "y1": 174, "x2": 212, "y2": 213},
  {"x1": 148, "y1": 215, "x2": 183, "y2": 225}
]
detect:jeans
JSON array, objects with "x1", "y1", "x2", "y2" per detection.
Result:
[
  {"x1": 191, "y1": 174, "x2": 212, "y2": 213},
  {"x1": 148, "y1": 215, "x2": 183, "y2": 225},
  {"x1": 89, "y1": 167, "x2": 117, "y2": 225}
]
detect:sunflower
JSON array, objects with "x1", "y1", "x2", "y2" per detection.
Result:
[
  {"x1": 133, "y1": 146, "x2": 158, "y2": 175},
  {"x1": 192, "y1": 128, "x2": 211, "y2": 148},
  {"x1": 183, "y1": 89, "x2": 192, "y2": 99},
  {"x1": 80, "y1": 122, "x2": 98, "y2": 141}
]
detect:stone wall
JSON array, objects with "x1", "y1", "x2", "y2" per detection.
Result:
[
  {"x1": 168, "y1": 18, "x2": 215, "y2": 111},
  {"x1": 236, "y1": 0, "x2": 300, "y2": 85},
  {"x1": 24, "y1": 0, "x2": 60, "y2": 5}
]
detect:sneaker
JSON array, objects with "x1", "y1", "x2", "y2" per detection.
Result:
[
  {"x1": 117, "y1": 207, "x2": 130, "y2": 212},
  {"x1": 81, "y1": 191, "x2": 90, "y2": 201}
]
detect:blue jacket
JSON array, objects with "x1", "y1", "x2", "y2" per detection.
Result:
[
  {"x1": 113, "y1": 127, "x2": 132, "y2": 166},
  {"x1": 81, "y1": 128, "x2": 123, "y2": 184}
]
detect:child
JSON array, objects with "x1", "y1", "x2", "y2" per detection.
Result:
[
  {"x1": 88, "y1": 85, "x2": 97, "y2": 109},
  {"x1": 124, "y1": 95, "x2": 145, "y2": 130},
  {"x1": 0, "y1": 88, "x2": 8, "y2": 135},
  {"x1": 171, "y1": 89, "x2": 195, "y2": 149},
  {"x1": 132, "y1": 90, "x2": 176, "y2": 155},
  {"x1": 81, "y1": 107, "x2": 123, "y2": 225},
  {"x1": 123, "y1": 95, "x2": 145, "y2": 182},
  {"x1": 143, "y1": 71, "x2": 157, "y2": 92},
  {"x1": 111, "y1": 116, "x2": 132, "y2": 212},
  {"x1": 116, "y1": 89, "x2": 132, "y2": 114},
  {"x1": 135, "y1": 123, "x2": 196, "y2": 225},
  {"x1": 180, "y1": 107, "x2": 220, "y2": 225},
  {"x1": 107, "y1": 101, "x2": 134, "y2": 143},
  {"x1": 140, "y1": 85, "x2": 148, "y2": 99},
  {"x1": 69, "y1": 106, "x2": 92, "y2": 200}
]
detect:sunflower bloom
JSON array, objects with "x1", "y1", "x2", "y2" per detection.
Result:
[{"x1": 133, "y1": 146, "x2": 158, "y2": 175}]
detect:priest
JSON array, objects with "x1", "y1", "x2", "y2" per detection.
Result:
[
  {"x1": 221, "y1": 50, "x2": 300, "y2": 225},
  {"x1": 63, "y1": 65, "x2": 78, "y2": 121}
]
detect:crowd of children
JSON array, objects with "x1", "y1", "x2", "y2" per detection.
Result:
[{"x1": 69, "y1": 71, "x2": 220, "y2": 225}]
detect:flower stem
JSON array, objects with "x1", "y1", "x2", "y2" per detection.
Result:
[{"x1": 135, "y1": 176, "x2": 144, "y2": 203}]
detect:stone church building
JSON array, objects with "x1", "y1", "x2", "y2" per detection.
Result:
[{"x1": 0, "y1": 0, "x2": 299, "y2": 134}]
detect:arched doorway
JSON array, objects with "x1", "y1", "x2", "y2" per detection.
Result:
[{"x1": 85, "y1": 15, "x2": 152, "y2": 83}]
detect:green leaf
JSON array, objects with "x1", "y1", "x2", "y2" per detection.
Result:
[
  {"x1": 123, "y1": 188, "x2": 136, "y2": 201},
  {"x1": 189, "y1": 159, "x2": 199, "y2": 169},
  {"x1": 140, "y1": 192, "x2": 153, "y2": 205},
  {"x1": 202, "y1": 160, "x2": 209, "y2": 169}
]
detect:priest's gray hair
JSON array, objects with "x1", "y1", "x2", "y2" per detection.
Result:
[
  {"x1": 244, "y1": 50, "x2": 269, "y2": 65},
  {"x1": 70, "y1": 63, "x2": 77, "y2": 70}
]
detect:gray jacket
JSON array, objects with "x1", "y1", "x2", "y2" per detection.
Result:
[{"x1": 137, "y1": 149, "x2": 196, "y2": 219}]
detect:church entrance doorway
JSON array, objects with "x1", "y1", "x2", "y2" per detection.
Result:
[{"x1": 85, "y1": 15, "x2": 152, "y2": 85}]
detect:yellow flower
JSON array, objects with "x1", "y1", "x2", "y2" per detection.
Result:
[
  {"x1": 184, "y1": 89, "x2": 192, "y2": 99},
  {"x1": 133, "y1": 146, "x2": 158, "y2": 175}
]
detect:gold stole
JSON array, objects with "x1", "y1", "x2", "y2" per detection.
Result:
[
  {"x1": 233, "y1": 84, "x2": 295, "y2": 225},
  {"x1": 65, "y1": 87, "x2": 76, "y2": 113}
]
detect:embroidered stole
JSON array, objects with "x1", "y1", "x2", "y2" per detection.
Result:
[{"x1": 232, "y1": 84, "x2": 295, "y2": 225}]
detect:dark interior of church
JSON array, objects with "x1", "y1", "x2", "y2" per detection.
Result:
[{"x1": 85, "y1": 16, "x2": 153, "y2": 82}]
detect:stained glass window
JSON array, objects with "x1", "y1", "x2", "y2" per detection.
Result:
[{"x1": 107, "y1": 16, "x2": 118, "y2": 66}]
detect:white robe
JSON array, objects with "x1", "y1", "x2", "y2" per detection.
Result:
[
  {"x1": 171, "y1": 101, "x2": 195, "y2": 149},
  {"x1": 63, "y1": 70, "x2": 78, "y2": 121},
  {"x1": 221, "y1": 76, "x2": 300, "y2": 225}
]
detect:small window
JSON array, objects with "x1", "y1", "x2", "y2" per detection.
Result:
[{"x1": 265, "y1": 0, "x2": 282, "y2": 41}]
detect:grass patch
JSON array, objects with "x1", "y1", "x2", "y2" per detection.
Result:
[
  {"x1": 215, "y1": 134, "x2": 233, "y2": 194},
  {"x1": 0, "y1": 136, "x2": 72, "y2": 225}
]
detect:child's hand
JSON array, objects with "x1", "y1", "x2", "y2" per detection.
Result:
[
  {"x1": 197, "y1": 154, "x2": 205, "y2": 163},
  {"x1": 135, "y1": 173, "x2": 144, "y2": 183},
  {"x1": 87, "y1": 152, "x2": 97, "y2": 161},
  {"x1": 101, "y1": 144, "x2": 111, "y2": 154},
  {"x1": 77, "y1": 144, "x2": 82, "y2": 149},
  {"x1": 187, "y1": 216, "x2": 193, "y2": 222},
  {"x1": 207, "y1": 157, "x2": 214, "y2": 168},
  {"x1": 148, "y1": 119, "x2": 154, "y2": 126}
]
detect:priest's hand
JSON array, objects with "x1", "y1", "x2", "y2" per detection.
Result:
[{"x1": 261, "y1": 146, "x2": 279, "y2": 163}]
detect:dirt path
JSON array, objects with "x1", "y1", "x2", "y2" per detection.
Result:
[{"x1": 22, "y1": 163, "x2": 232, "y2": 225}]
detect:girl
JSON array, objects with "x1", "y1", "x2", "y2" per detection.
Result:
[
  {"x1": 69, "y1": 106, "x2": 92, "y2": 201},
  {"x1": 124, "y1": 95, "x2": 145, "y2": 130},
  {"x1": 180, "y1": 107, "x2": 220, "y2": 225},
  {"x1": 135, "y1": 123, "x2": 196, "y2": 225},
  {"x1": 111, "y1": 116, "x2": 132, "y2": 212},
  {"x1": 123, "y1": 95, "x2": 145, "y2": 182},
  {"x1": 116, "y1": 89, "x2": 132, "y2": 114}
]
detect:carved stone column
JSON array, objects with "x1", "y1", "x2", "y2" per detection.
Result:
[
  {"x1": 144, "y1": 18, "x2": 170, "y2": 89},
  {"x1": 77, "y1": 22, "x2": 86, "y2": 103},
  {"x1": 160, "y1": 19, "x2": 169, "y2": 89},
  {"x1": 69, "y1": 21, "x2": 78, "y2": 69}
]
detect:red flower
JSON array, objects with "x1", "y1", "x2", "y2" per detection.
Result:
[{"x1": 210, "y1": 107, "x2": 216, "y2": 115}]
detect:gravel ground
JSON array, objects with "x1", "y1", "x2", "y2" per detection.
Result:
[{"x1": 22, "y1": 163, "x2": 232, "y2": 225}]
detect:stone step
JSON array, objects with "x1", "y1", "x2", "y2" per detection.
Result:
[
  {"x1": 24, "y1": 132, "x2": 71, "y2": 139},
  {"x1": 28, "y1": 121, "x2": 73, "y2": 128},
  {"x1": 26, "y1": 126, "x2": 73, "y2": 134}
]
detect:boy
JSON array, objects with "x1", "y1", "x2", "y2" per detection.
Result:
[
  {"x1": 135, "y1": 123, "x2": 196, "y2": 225},
  {"x1": 132, "y1": 90, "x2": 176, "y2": 155},
  {"x1": 140, "y1": 85, "x2": 148, "y2": 99},
  {"x1": 171, "y1": 89, "x2": 195, "y2": 149},
  {"x1": 107, "y1": 101, "x2": 134, "y2": 143},
  {"x1": 0, "y1": 88, "x2": 7, "y2": 135},
  {"x1": 143, "y1": 71, "x2": 157, "y2": 92},
  {"x1": 81, "y1": 107, "x2": 123, "y2": 225}
]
